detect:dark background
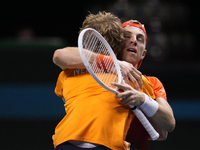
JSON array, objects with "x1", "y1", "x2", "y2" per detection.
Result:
[{"x1": 0, "y1": 0, "x2": 200, "y2": 149}]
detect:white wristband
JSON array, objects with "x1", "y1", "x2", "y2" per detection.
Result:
[{"x1": 139, "y1": 93, "x2": 159, "y2": 117}]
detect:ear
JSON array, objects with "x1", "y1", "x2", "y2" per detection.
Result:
[{"x1": 141, "y1": 49, "x2": 147, "y2": 59}]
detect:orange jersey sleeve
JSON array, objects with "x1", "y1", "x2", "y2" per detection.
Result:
[
  {"x1": 145, "y1": 76, "x2": 167, "y2": 100},
  {"x1": 54, "y1": 71, "x2": 65, "y2": 98},
  {"x1": 54, "y1": 69, "x2": 75, "y2": 98}
]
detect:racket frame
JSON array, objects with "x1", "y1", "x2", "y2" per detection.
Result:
[
  {"x1": 78, "y1": 28, "x2": 159, "y2": 140},
  {"x1": 78, "y1": 28, "x2": 123, "y2": 94}
]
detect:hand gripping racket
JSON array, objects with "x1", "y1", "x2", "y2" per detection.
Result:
[{"x1": 78, "y1": 28, "x2": 159, "y2": 140}]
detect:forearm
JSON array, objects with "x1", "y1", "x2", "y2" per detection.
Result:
[
  {"x1": 141, "y1": 96, "x2": 175, "y2": 132},
  {"x1": 53, "y1": 47, "x2": 144, "y2": 92},
  {"x1": 53, "y1": 47, "x2": 86, "y2": 70},
  {"x1": 148, "y1": 117, "x2": 168, "y2": 140},
  {"x1": 139, "y1": 96, "x2": 175, "y2": 140},
  {"x1": 130, "y1": 93, "x2": 171, "y2": 140},
  {"x1": 150, "y1": 97, "x2": 175, "y2": 132},
  {"x1": 112, "y1": 82, "x2": 175, "y2": 139}
]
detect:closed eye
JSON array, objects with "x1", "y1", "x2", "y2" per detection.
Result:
[
  {"x1": 138, "y1": 37, "x2": 143, "y2": 42},
  {"x1": 137, "y1": 35, "x2": 144, "y2": 43},
  {"x1": 124, "y1": 35, "x2": 130, "y2": 39},
  {"x1": 124, "y1": 31, "x2": 132, "y2": 39}
]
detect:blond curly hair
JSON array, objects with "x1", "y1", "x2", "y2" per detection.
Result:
[{"x1": 79, "y1": 11, "x2": 124, "y2": 54}]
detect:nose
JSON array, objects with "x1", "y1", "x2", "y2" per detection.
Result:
[{"x1": 130, "y1": 36, "x2": 137, "y2": 46}]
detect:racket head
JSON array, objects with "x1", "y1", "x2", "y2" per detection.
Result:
[
  {"x1": 78, "y1": 28, "x2": 123, "y2": 94},
  {"x1": 78, "y1": 28, "x2": 159, "y2": 140}
]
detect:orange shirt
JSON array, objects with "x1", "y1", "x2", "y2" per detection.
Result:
[
  {"x1": 145, "y1": 76, "x2": 167, "y2": 100},
  {"x1": 53, "y1": 69, "x2": 156, "y2": 150},
  {"x1": 126, "y1": 76, "x2": 167, "y2": 150}
]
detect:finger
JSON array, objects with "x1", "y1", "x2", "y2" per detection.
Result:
[
  {"x1": 128, "y1": 74, "x2": 140, "y2": 91},
  {"x1": 115, "y1": 92, "x2": 128, "y2": 99},
  {"x1": 120, "y1": 94, "x2": 133, "y2": 105},
  {"x1": 131, "y1": 68, "x2": 143, "y2": 89},
  {"x1": 134, "y1": 72, "x2": 143, "y2": 89},
  {"x1": 123, "y1": 76, "x2": 130, "y2": 85},
  {"x1": 111, "y1": 82, "x2": 131, "y2": 91},
  {"x1": 120, "y1": 93, "x2": 128, "y2": 103},
  {"x1": 115, "y1": 93, "x2": 122, "y2": 99},
  {"x1": 121, "y1": 69, "x2": 130, "y2": 85},
  {"x1": 138, "y1": 77, "x2": 143, "y2": 89},
  {"x1": 120, "y1": 97, "x2": 127, "y2": 105},
  {"x1": 133, "y1": 74, "x2": 143, "y2": 89},
  {"x1": 128, "y1": 72, "x2": 143, "y2": 90}
]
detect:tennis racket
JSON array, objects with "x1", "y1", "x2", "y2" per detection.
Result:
[{"x1": 78, "y1": 28, "x2": 159, "y2": 140}]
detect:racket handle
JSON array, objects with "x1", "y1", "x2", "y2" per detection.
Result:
[{"x1": 132, "y1": 107, "x2": 159, "y2": 140}]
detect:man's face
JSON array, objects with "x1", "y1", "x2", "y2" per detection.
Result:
[{"x1": 117, "y1": 26, "x2": 147, "y2": 68}]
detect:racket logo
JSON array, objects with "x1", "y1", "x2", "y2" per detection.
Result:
[{"x1": 120, "y1": 69, "x2": 124, "y2": 81}]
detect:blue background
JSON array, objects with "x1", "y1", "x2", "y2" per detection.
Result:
[{"x1": 1, "y1": 83, "x2": 200, "y2": 121}]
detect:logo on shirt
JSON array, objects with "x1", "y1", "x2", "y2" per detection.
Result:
[
  {"x1": 159, "y1": 88, "x2": 166, "y2": 93},
  {"x1": 73, "y1": 69, "x2": 88, "y2": 76}
]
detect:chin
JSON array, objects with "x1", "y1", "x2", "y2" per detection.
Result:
[{"x1": 125, "y1": 57, "x2": 134, "y2": 64}]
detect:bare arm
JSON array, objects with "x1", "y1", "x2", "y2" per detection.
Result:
[
  {"x1": 53, "y1": 47, "x2": 143, "y2": 90},
  {"x1": 145, "y1": 97, "x2": 175, "y2": 140},
  {"x1": 111, "y1": 82, "x2": 175, "y2": 140},
  {"x1": 53, "y1": 47, "x2": 86, "y2": 70},
  {"x1": 150, "y1": 97, "x2": 175, "y2": 132}
]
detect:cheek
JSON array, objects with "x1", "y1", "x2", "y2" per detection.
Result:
[{"x1": 138, "y1": 46, "x2": 145, "y2": 55}]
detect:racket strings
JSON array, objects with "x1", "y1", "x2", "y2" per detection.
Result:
[{"x1": 83, "y1": 31, "x2": 118, "y2": 89}]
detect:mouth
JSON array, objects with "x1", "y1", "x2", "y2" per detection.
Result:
[{"x1": 127, "y1": 49, "x2": 136, "y2": 53}]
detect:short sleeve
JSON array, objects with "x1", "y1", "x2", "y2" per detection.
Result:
[
  {"x1": 145, "y1": 76, "x2": 167, "y2": 100},
  {"x1": 54, "y1": 71, "x2": 65, "y2": 98}
]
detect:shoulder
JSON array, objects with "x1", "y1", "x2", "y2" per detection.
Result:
[
  {"x1": 144, "y1": 76, "x2": 160, "y2": 83},
  {"x1": 144, "y1": 76, "x2": 163, "y2": 88},
  {"x1": 144, "y1": 76, "x2": 167, "y2": 100},
  {"x1": 58, "y1": 69, "x2": 75, "y2": 79},
  {"x1": 55, "y1": 69, "x2": 77, "y2": 98}
]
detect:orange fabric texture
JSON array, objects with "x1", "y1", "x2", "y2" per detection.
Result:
[
  {"x1": 53, "y1": 69, "x2": 156, "y2": 150},
  {"x1": 53, "y1": 69, "x2": 134, "y2": 150},
  {"x1": 145, "y1": 76, "x2": 167, "y2": 100}
]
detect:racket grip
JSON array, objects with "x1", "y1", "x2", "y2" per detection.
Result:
[{"x1": 133, "y1": 107, "x2": 159, "y2": 140}]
